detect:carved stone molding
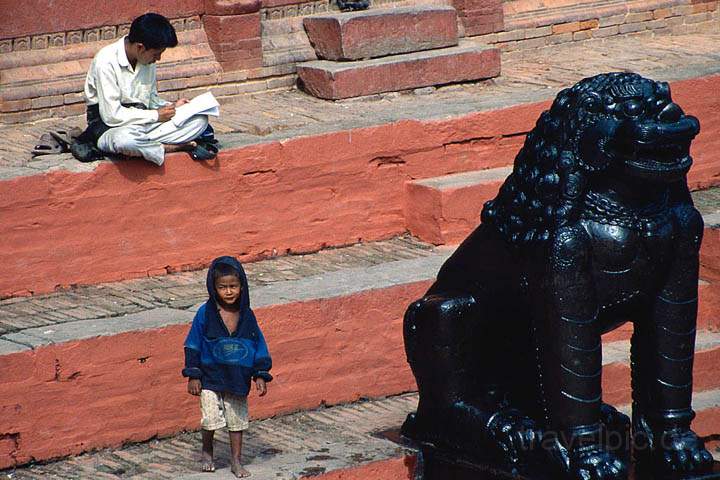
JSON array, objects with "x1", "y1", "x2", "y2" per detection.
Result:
[{"x1": 0, "y1": 16, "x2": 202, "y2": 54}]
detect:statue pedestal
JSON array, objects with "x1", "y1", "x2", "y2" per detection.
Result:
[{"x1": 416, "y1": 447, "x2": 720, "y2": 480}]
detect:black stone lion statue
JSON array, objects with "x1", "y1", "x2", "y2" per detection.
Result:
[{"x1": 402, "y1": 73, "x2": 715, "y2": 480}]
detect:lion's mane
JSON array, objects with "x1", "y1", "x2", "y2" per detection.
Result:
[{"x1": 481, "y1": 72, "x2": 669, "y2": 246}]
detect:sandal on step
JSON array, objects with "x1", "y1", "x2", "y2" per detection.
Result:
[
  {"x1": 189, "y1": 142, "x2": 218, "y2": 161},
  {"x1": 49, "y1": 127, "x2": 83, "y2": 150},
  {"x1": 32, "y1": 133, "x2": 64, "y2": 156}
]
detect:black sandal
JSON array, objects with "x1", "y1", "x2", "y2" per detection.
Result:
[{"x1": 189, "y1": 142, "x2": 218, "y2": 161}]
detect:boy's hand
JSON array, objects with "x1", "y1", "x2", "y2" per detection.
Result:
[
  {"x1": 157, "y1": 104, "x2": 176, "y2": 122},
  {"x1": 188, "y1": 378, "x2": 201, "y2": 396},
  {"x1": 255, "y1": 378, "x2": 267, "y2": 397},
  {"x1": 175, "y1": 98, "x2": 190, "y2": 107}
]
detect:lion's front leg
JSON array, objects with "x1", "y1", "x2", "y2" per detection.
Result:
[
  {"x1": 632, "y1": 205, "x2": 714, "y2": 475},
  {"x1": 537, "y1": 225, "x2": 628, "y2": 480}
]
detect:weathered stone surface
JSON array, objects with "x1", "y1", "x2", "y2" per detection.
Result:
[
  {"x1": 297, "y1": 42, "x2": 501, "y2": 99},
  {"x1": 202, "y1": 12, "x2": 262, "y2": 69},
  {"x1": 303, "y1": 6, "x2": 459, "y2": 61}
]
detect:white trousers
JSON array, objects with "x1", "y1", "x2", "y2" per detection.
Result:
[{"x1": 97, "y1": 114, "x2": 209, "y2": 166}]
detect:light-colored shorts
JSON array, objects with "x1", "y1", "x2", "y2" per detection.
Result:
[{"x1": 200, "y1": 389, "x2": 249, "y2": 431}]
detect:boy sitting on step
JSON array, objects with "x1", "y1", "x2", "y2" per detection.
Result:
[
  {"x1": 75, "y1": 12, "x2": 218, "y2": 164},
  {"x1": 183, "y1": 256, "x2": 272, "y2": 478}
]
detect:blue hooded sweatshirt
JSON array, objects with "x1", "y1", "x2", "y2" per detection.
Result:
[{"x1": 182, "y1": 256, "x2": 272, "y2": 396}]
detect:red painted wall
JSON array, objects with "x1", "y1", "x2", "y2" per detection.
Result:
[
  {"x1": 300, "y1": 456, "x2": 418, "y2": 480},
  {"x1": 1, "y1": 75, "x2": 719, "y2": 298},
  {"x1": 0, "y1": 1, "x2": 203, "y2": 40},
  {"x1": 0, "y1": 281, "x2": 427, "y2": 468}
]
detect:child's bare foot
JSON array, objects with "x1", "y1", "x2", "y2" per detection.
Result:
[
  {"x1": 231, "y1": 461, "x2": 251, "y2": 478},
  {"x1": 201, "y1": 452, "x2": 215, "y2": 472}
]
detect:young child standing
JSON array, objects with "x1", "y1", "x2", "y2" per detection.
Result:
[{"x1": 183, "y1": 256, "x2": 272, "y2": 478}]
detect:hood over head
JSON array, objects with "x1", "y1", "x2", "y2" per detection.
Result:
[{"x1": 206, "y1": 255, "x2": 250, "y2": 312}]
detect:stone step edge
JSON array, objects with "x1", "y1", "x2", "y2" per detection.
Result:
[
  {"x1": 297, "y1": 40, "x2": 501, "y2": 99},
  {"x1": 0, "y1": 250, "x2": 454, "y2": 354},
  {"x1": 409, "y1": 165, "x2": 513, "y2": 190},
  {"x1": 298, "y1": 40, "x2": 494, "y2": 73}
]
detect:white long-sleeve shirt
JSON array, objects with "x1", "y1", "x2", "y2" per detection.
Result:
[{"x1": 84, "y1": 37, "x2": 169, "y2": 127}]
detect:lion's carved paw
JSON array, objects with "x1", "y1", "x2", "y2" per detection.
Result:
[
  {"x1": 486, "y1": 409, "x2": 539, "y2": 464},
  {"x1": 650, "y1": 428, "x2": 714, "y2": 474},
  {"x1": 569, "y1": 444, "x2": 628, "y2": 480}
]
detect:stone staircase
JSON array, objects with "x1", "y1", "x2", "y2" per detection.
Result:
[
  {"x1": 1, "y1": 217, "x2": 719, "y2": 473},
  {"x1": 297, "y1": 5, "x2": 501, "y2": 98}
]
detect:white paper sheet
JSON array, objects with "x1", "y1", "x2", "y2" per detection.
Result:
[{"x1": 172, "y1": 92, "x2": 220, "y2": 127}]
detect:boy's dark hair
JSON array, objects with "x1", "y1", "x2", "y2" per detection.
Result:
[
  {"x1": 213, "y1": 263, "x2": 242, "y2": 284},
  {"x1": 127, "y1": 13, "x2": 178, "y2": 49}
]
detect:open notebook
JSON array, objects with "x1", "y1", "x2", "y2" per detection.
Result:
[{"x1": 172, "y1": 92, "x2": 220, "y2": 127}]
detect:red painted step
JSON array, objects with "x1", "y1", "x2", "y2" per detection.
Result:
[
  {"x1": 303, "y1": 6, "x2": 459, "y2": 61},
  {"x1": 297, "y1": 41, "x2": 500, "y2": 100},
  {"x1": 404, "y1": 166, "x2": 511, "y2": 245}
]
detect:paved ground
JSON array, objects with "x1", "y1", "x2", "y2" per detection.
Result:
[
  {"x1": 0, "y1": 236, "x2": 435, "y2": 336},
  {"x1": 1, "y1": 393, "x2": 419, "y2": 480},
  {"x1": 2, "y1": 32, "x2": 720, "y2": 178}
]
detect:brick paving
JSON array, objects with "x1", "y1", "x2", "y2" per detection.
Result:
[
  {"x1": 1, "y1": 32, "x2": 719, "y2": 177},
  {"x1": 1, "y1": 393, "x2": 419, "y2": 480},
  {"x1": 0, "y1": 236, "x2": 435, "y2": 336}
]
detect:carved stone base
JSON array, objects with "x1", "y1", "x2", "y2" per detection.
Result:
[{"x1": 415, "y1": 447, "x2": 720, "y2": 480}]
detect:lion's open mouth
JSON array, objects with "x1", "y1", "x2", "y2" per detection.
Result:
[
  {"x1": 625, "y1": 141, "x2": 693, "y2": 173},
  {"x1": 612, "y1": 115, "x2": 699, "y2": 178}
]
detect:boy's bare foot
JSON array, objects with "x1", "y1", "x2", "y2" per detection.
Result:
[
  {"x1": 201, "y1": 459, "x2": 215, "y2": 472},
  {"x1": 231, "y1": 462, "x2": 251, "y2": 478},
  {"x1": 201, "y1": 451, "x2": 215, "y2": 472}
]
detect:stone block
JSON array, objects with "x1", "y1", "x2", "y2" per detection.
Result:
[
  {"x1": 303, "y1": 6, "x2": 459, "y2": 61},
  {"x1": 204, "y1": 0, "x2": 261, "y2": 15},
  {"x1": 552, "y1": 21, "x2": 581, "y2": 33},
  {"x1": 626, "y1": 11, "x2": 654, "y2": 22},
  {"x1": 618, "y1": 21, "x2": 648, "y2": 33},
  {"x1": 404, "y1": 167, "x2": 512, "y2": 244},
  {"x1": 653, "y1": 8, "x2": 672, "y2": 18},
  {"x1": 599, "y1": 14, "x2": 627, "y2": 27},
  {"x1": 0, "y1": 99, "x2": 32, "y2": 113},
  {"x1": 31, "y1": 95, "x2": 64, "y2": 109},
  {"x1": 203, "y1": 13, "x2": 261, "y2": 42},
  {"x1": 297, "y1": 42, "x2": 500, "y2": 100},
  {"x1": 462, "y1": 12, "x2": 504, "y2": 36},
  {"x1": 204, "y1": 14, "x2": 262, "y2": 70},
  {"x1": 573, "y1": 29, "x2": 593, "y2": 40},
  {"x1": 593, "y1": 25, "x2": 620, "y2": 38}
]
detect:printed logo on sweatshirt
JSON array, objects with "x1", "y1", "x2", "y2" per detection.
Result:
[{"x1": 211, "y1": 338, "x2": 255, "y2": 367}]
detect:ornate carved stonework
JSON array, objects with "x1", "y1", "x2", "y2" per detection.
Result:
[{"x1": 0, "y1": 16, "x2": 201, "y2": 53}]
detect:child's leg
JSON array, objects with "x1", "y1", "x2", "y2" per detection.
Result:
[
  {"x1": 199, "y1": 390, "x2": 227, "y2": 473},
  {"x1": 201, "y1": 430, "x2": 215, "y2": 472},
  {"x1": 229, "y1": 431, "x2": 250, "y2": 478},
  {"x1": 224, "y1": 393, "x2": 250, "y2": 478}
]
